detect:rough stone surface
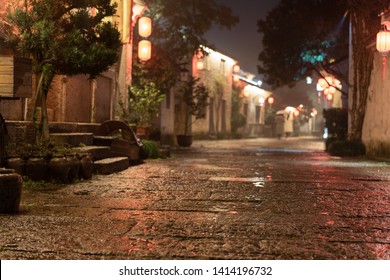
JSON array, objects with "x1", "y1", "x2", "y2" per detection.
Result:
[
  {"x1": 1, "y1": 137, "x2": 390, "y2": 260},
  {"x1": 93, "y1": 157, "x2": 129, "y2": 175}
]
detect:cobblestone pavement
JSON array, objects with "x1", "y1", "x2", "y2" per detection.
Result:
[{"x1": 1, "y1": 137, "x2": 390, "y2": 260}]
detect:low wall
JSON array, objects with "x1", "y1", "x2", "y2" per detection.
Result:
[{"x1": 5, "y1": 121, "x2": 101, "y2": 143}]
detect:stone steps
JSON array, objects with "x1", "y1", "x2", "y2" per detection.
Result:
[
  {"x1": 75, "y1": 146, "x2": 113, "y2": 161},
  {"x1": 50, "y1": 132, "x2": 94, "y2": 146},
  {"x1": 51, "y1": 133, "x2": 139, "y2": 175},
  {"x1": 94, "y1": 157, "x2": 129, "y2": 175}
]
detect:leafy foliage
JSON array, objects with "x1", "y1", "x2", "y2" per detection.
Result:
[
  {"x1": 144, "y1": 0, "x2": 238, "y2": 62},
  {"x1": 123, "y1": 83, "x2": 165, "y2": 126},
  {"x1": 181, "y1": 77, "x2": 210, "y2": 135},
  {"x1": 140, "y1": 140, "x2": 161, "y2": 159},
  {"x1": 133, "y1": 0, "x2": 238, "y2": 91},
  {"x1": 257, "y1": 0, "x2": 349, "y2": 88},
  {"x1": 4, "y1": 0, "x2": 121, "y2": 77},
  {"x1": 1, "y1": 0, "x2": 121, "y2": 142}
]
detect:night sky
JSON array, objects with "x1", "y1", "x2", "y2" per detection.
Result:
[{"x1": 204, "y1": 0, "x2": 279, "y2": 78}]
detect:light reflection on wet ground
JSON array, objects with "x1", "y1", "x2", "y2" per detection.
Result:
[{"x1": 1, "y1": 137, "x2": 390, "y2": 259}]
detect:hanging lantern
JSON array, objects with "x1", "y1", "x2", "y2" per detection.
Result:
[
  {"x1": 329, "y1": 86, "x2": 336, "y2": 94},
  {"x1": 196, "y1": 61, "x2": 204, "y2": 71},
  {"x1": 376, "y1": 29, "x2": 390, "y2": 80},
  {"x1": 259, "y1": 97, "x2": 265, "y2": 106},
  {"x1": 138, "y1": 16, "x2": 152, "y2": 38},
  {"x1": 317, "y1": 78, "x2": 327, "y2": 90},
  {"x1": 325, "y1": 76, "x2": 333, "y2": 86},
  {"x1": 376, "y1": 30, "x2": 390, "y2": 53},
  {"x1": 138, "y1": 40, "x2": 151, "y2": 61},
  {"x1": 268, "y1": 96, "x2": 274, "y2": 106}
]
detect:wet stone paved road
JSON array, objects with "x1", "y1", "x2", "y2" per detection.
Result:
[{"x1": 1, "y1": 137, "x2": 390, "y2": 260}]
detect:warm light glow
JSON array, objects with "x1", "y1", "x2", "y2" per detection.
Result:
[
  {"x1": 196, "y1": 61, "x2": 204, "y2": 70},
  {"x1": 233, "y1": 75, "x2": 240, "y2": 82},
  {"x1": 199, "y1": 45, "x2": 236, "y2": 67},
  {"x1": 138, "y1": 17, "x2": 152, "y2": 38},
  {"x1": 293, "y1": 110, "x2": 300, "y2": 117},
  {"x1": 259, "y1": 97, "x2": 265, "y2": 106},
  {"x1": 318, "y1": 78, "x2": 327, "y2": 90},
  {"x1": 138, "y1": 40, "x2": 151, "y2": 61},
  {"x1": 268, "y1": 96, "x2": 274, "y2": 105},
  {"x1": 233, "y1": 64, "x2": 240, "y2": 73},
  {"x1": 376, "y1": 30, "x2": 390, "y2": 53},
  {"x1": 325, "y1": 76, "x2": 333, "y2": 86},
  {"x1": 326, "y1": 93, "x2": 333, "y2": 101},
  {"x1": 133, "y1": 5, "x2": 146, "y2": 22}
]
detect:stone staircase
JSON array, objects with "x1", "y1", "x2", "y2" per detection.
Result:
[{"x1": 49, "y1": 122, "x2": 142, "y2": 175}]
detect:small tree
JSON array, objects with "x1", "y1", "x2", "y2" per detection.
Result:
[
  {"x1": 180, "y1": 77, "x2": 209, "y2": 136},
  {"x1": 1, "y1": 0, "x2": 121, "y2": 143},
  {"x1": 122, "y1": 83, "x2": 165, "y2": 127}
]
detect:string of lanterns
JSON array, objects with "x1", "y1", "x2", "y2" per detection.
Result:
[{"x1": 138, "y1": 16, "x2": 152, "y2": 61}]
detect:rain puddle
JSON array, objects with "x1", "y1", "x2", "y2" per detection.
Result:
[{"x1": 209, "y1": 176, "x2": 271, "y2": 188}]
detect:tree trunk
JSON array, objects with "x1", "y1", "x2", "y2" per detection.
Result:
[
  {"x1": 348, "y1": 7, "x2": 376, "y2": 142},
  {"x1": 33, "y1": 69, "x2": 54, "y2": 143}
]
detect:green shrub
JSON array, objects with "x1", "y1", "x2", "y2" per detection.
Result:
[
  {"x1": 140, "y1": 140, "x2": 160, "y2": 159},
  {"x1": 328, "y1": 140, "x2": 366, "y2": 157}
]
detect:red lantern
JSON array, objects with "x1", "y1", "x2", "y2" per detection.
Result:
[
  {"x1": 376, "y1": 29, "x2": 390, "y2": 80},
  {"x1": 138, "y1": 17, "x2": 152, "y2": 38},
  {"x1": 138, "y1": 40, "x2": 151, "y2": 61}
]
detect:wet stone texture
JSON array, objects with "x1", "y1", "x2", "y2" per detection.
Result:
[{"x1": 1, "y1": 137, "x2": 390, "y2": 259}]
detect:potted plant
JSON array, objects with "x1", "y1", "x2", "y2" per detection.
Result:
[
  {"x1": 176, "y1": 76, "x2": 209, "y2": 147},
  {"x1": 121, "y1": 82, "x2": 165, "y2": 138}
]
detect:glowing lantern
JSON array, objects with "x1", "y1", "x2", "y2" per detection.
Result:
[
  {"x1": 325, "y1": 76, "x2": 333, "y2": 85},
  {"x1": 138, "y1": 16, "x2": 152, "y2": 38},
  {"x1": 268, "y1": 96, "x2": 274, "y2": 106},
  {"x1": 324, "y1": 88, "x2": 330, "y2": 95},
  {"x1": 326, "y1": 93, "x2": 333, "y2": 101},
  {"x1": 196, "y1": 61, "x2": 204, "y2": 71},
  {"x1": 376, "y1": 30, "x2": 390, "y2": 53},
  {"x1": 376, "y1": 28, "x2": 390, "y2": 80},
  {"x1": 233, "y1": 64, "x2": 240, "y2": 73},
  {"x1": 317, "y1": 78, "x2": 327, "y2": 90},
  {"x1": 138, "y1": 40, "x2": 151, "y2": 61},
  {"x1": 259, "y1": 97, "x2": 265, "y2": 106}
]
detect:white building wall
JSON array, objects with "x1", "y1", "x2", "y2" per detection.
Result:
[{"x1": 363, "y1": 53, "x2": 390, "y2": 156}]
